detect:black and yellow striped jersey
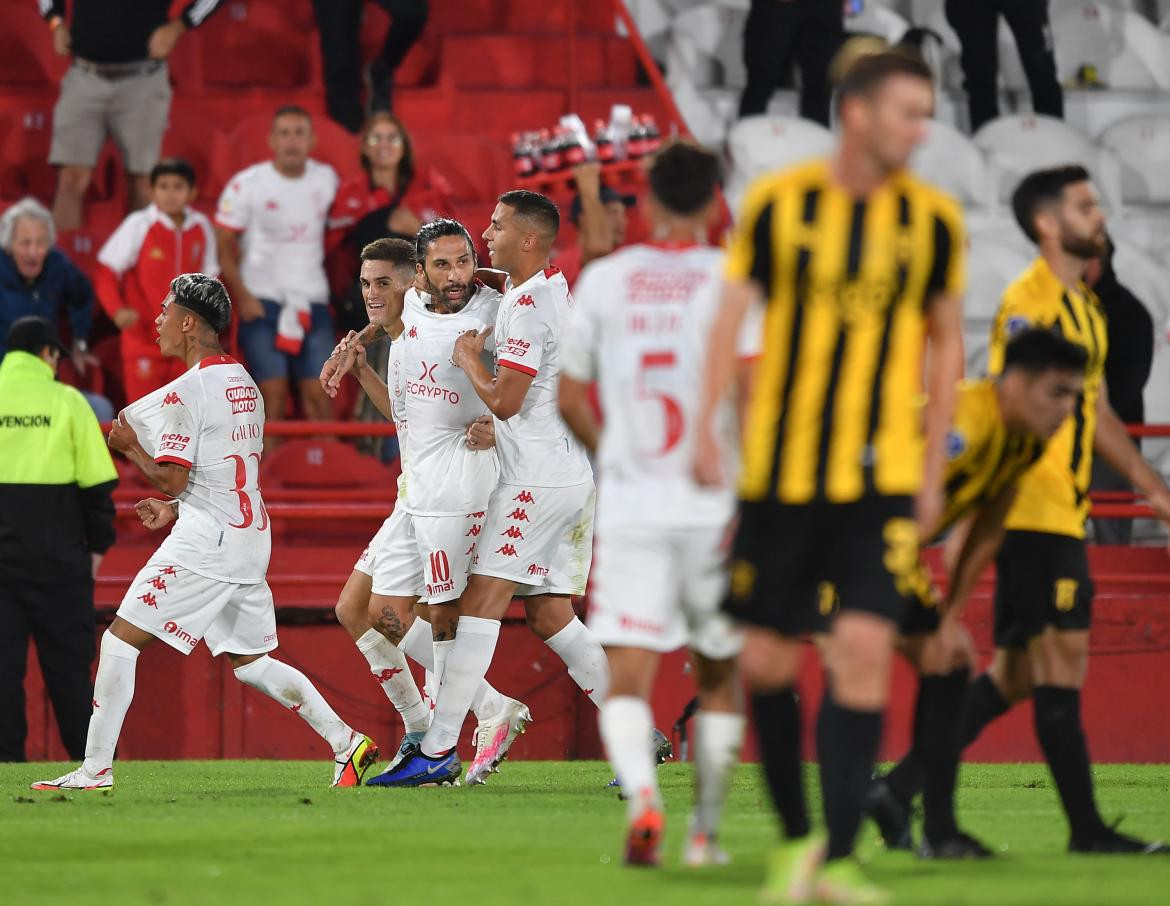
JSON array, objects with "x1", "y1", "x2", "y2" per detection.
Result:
[
  {"x1": 987, "y1": 257, "x2": 1107, "y2": 538},
  {"x1": 726, "y1": 159, "x2": 966, "y2": 505},
  {"x1": 936, "y1": 379, "x2": 1045, "y2": 541}
]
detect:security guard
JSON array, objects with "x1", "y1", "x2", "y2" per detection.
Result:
[{"x1": 0, "y1": 316, "x2": 117, "y2": 762}]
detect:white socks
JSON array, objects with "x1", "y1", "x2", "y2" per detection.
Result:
[
  {"x1": 691, "y1": 711, "x2": 746, "y2": 837},
  {"x1": 356, "y1": 629, "x2": 429, "y2": 734},
  {"x1": 233, "y1": 655, "x2": 355, "y2": 757},
  {"x1": 432, "y1": 639, "x2": 454, "y2": 688},
  {"x1": 544, "y1": 617, "x2": 609, "y2": 707},
  {"x1": 82, "y1": 632, "x2": 140, "y2": 775},
  {"x1": 600, "y1": 695, "x2": 660, "y2": 820},
  {"x1": 399, "y1": 617, "x2": 504, "y2": 722},
  {"x1": 421, "y1": 616, "x2": 500, "y2": 755}
]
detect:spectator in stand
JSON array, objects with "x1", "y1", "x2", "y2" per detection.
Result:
[
  {"x1": 328, "y1": 113, "x2": 425, "y2": 334},
  {"x1": 1086, "y1": 239, "x2": 1155, "y2": 544},
  {"x1": 215, "y1": 106, "x2": 338, "y2": 423},
  {"x1": 0, "y1": 316, "x2": 117, "y2": 763},
  {"x1": 40, "y1": 0, "x2": 224, "y2": 231},
  {"x1": 555, "y1": 163, "x2": 635, "y2": 289},
  {"x1": 946, "y1": 0, "x2": 1063, "y2": 132},
  {"x1": 738, "y1": 0, "x2": 845, "y2": 126},
  {"x1": 0, "y1": 199, "x2": 95, "y2": 374},
  {"x1": 312, "y1": 1, "x2": 430, "y2": 133},
  {"x1": 95, "y1": 158, "x2": 218, "y2": 404}
]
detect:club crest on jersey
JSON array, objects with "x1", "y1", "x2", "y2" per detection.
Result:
[
  {"x1": 516, "y1": 294, "x2": 535, "y2": 307},
  {"x1": 945, "y1": 430, "x2": 966, "y2": 459},
  {"x1": 1005, "y1": 316, "x2": 1031, "y2": 337},
  {"x1": 162, "y1": 392, "x2": 183, "y2": 406}
]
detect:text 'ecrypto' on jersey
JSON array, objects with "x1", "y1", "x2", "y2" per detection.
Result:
[{"x1": 727, "y1": 159, "x2": 967, "y2": 506}]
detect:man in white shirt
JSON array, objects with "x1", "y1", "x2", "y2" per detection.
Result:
[
  {"x1": 215, "y1": 106, "x2": 338, "y2": 425},
  {"x1": 32, "y1": 274, "x2": 378, "y2": 792},
  {"x1": 558, "y1": 142, "x2": 760, "y2": 867},
  {"x1": 376, "y1": 193, "x2": 610, "y2": 788}
]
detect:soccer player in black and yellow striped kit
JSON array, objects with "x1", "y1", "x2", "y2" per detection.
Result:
[
  {"x1": 695, "y1": 51, "x2": 966, "y2": 903},
  {"x1": 962, "y1": 168, "x2": 1170, "y2": 853}
]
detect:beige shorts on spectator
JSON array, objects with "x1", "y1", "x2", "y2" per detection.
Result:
[
  {"x1": 116, "y1": 552, "x2": 278, "y2": 657},
  {"x1": 50, "y1": 61, "x2": 171, "y2": 173},
  {"x1": 588, "y1": 524, "x2": 742, "y2": 660}
]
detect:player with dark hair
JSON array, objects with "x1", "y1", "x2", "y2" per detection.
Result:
[
  {"x1": 558, "y1": 141, "x2": 760, "y2": 866},
  {"x1": 32, "y1": 274, "x2": 380, "y2": 792},
  {"x1": 373, "y1": 190, "x2": 611, "y2": 788},
  {"x1": 864, "y1": 328, "x2": 1088, "y2": 858},
  {"x1": 694, "y1": 49, "x2": 966, "y2": 903},
  {"x1": 928, "y1": 166, "x2": 1170, "y2": 855}
]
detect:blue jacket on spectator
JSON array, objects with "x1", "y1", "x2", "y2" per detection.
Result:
[{"x1": 0, "y1": 247, "x2": 94, "y2": 358}]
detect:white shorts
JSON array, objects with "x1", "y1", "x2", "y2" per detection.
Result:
[
  {"x1": 354, "y1": 505, "x2": 486, "y2": 604},
  {"x1": 587, "y1": 524, "x2": 742, "y2": 660},
  {"x1": 354, "y1": 506, "x2": 423, "y2": 598},
  {"x1": 473, "y1": 481, "x2": 595, "y2": 596},
  {"x1": 116, "y1": 551, "x2": 278, "y2": 657}
]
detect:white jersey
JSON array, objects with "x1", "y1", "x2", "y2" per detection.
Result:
[
  {"x1": 123, "y1": 355, "x2": 271, "y2": 583},
  {"x1": 387, "y1": 333, "x2": 410, "y2": 502},
  {"x1": 214, "y1": 160, "x2": 338, "y2": 303},
  {"x1": 562, "y1": 242, "x2": 762, "y2": 529},
  {"x1": 494, "y1": 267, "x2": 592, "y2": 487},
  {"x1": 398, "y1": 285, "x2": 502, "y2": 516}
]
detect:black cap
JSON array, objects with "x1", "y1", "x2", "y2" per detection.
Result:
[
  {"x1": 569, "y1": 185, "x2": 636, "y2": 224},
  {"x1": 6, "y1": 316, "x2": 68, "y2": 356}
]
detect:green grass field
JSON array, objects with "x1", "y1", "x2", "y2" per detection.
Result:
[{"x1": 2, "y1": 760, "x2": 1167, "y2": 905}]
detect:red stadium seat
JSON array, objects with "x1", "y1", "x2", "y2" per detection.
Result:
[
  {"x1": 0, "y1": 5, "x2": 69, "y2": 87},
  {"x1": 0, "y1": 99, "x2": 56, "y2": 202},
  {"x1": 214, "y1": 111, "x2": 362, "y2": 188},
  {"x1": 197, "y1": 0, "x2": 318, "y2": 90},
  {"x1": 160, "y1": 114, "x2": 229, "y2": 200},
  {"x1": 261, "y1": 439, "x2": 396, "y2": 490}
]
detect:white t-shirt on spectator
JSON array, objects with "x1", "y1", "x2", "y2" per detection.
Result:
[{"x1": 214, "y1": 160, "x2": 338, "y2": 303}]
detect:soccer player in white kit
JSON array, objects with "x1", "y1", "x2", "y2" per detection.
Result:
[
  {"x1": 377, "y1": 192, "x2": 611, "y2": 787},
  {"x1": 559, "y1": 143, "x2": 761, "y2": 866},
  {"x1": 321, "y1": 228, "x2": 528, "y2": 785},
  {"x1": 32, "y1": 274, "x2": 379, "y2": 791}
]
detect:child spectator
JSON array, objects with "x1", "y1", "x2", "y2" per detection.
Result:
[{"x1": 95, "y1": 158, "x2": 218, "y2": 402}]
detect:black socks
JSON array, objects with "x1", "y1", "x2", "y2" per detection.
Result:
[
  {"x1": 1033, "y1": 685, "x2": 1108, "y2": 843},
  {"x1": 818, "y1": 693, "x2": 883, "y2": 861},
  {"x1": 751, "y1": 687, "x2": 811, "y2": 839}
]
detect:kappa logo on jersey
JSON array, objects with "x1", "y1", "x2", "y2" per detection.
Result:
[
  {"x1": 373, "y1": 668, "x2": 403, "y2": 683},
  {"x1": 226, "y1": 385, "x2": 258, "y2": 414},
  {"x1": 162, "y1": 392, "x2": 183, "y2": 406},
  {"x1": 159, "y1": 566, "x2": 177, "y2": 576},
  {"x1": 163, "y1": 620, "x2": 198, "y2": 648},
  {"x1": 466, "y1": 524, "x2": 481, "y2": 537},
  {"x1": 408, "y1": 325, "x2": 418, "y2": 339},
  {"x1": 501, "y1": 526, "x2": 525, "y2": 540},
  {"x1": 264, "y1": 199, "x2": 279, "y2": 211},
  {"x1": 507, "y1": 508, "x2": 530, "y2": 521},
  {"x1": 159, "y1": 433, "x2": 191, "y2": 451},
  {"x1": 148, "y1": 576, "x2": 168, "y2": 593},
  {"x1": 513, "y1": 490, "x2": 535, "y2": 504},
  {"x1": 138, "y1": 592, "x2": 159, "y2": 608},
  {"x1": 527, "y1": 563, "x2": 548, "y2": 578},
  {"x1": 417, "y1": 361, "x2": 438, "y2": 383},
  {"x1": 516, "y1": 294, "x2": 535, "y2": 307},
  {"x1": 495, "y1": 544, "x2": 519, "y2": 557}
]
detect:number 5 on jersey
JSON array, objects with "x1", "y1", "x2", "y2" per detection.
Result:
[{"x1": 638, "y1": 350, "x2": 684, "y2": 456}]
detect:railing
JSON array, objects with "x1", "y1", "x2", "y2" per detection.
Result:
[{"x1": 103, "y1": 419, "x2": 1170, "y2": 524}]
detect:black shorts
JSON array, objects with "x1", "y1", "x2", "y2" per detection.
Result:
[
  {"x1": 723, "y1": 496, "x2": 916, "y2": 636},
  {"x1": 994, "y1": 530, "x2": 1093, "y2": 649}
]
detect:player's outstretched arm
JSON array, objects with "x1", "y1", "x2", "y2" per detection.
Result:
[
  {"x1": 694, "y1": 279, "x2": 755, "y2": 487},
  {"x1": 108, "y1": 414, "x2": 190, "y2": 497},
  {"x1": 1093, "y1": 381, "x2": 1170, "y2": 551},
  {"x1": 558, "y1": 375, "x2": 599, "y2": 455},
  {"x1": 452, "y1": 327, "x2": 531, "y2": 420},
  {"x1": 919, "y1": 292, "x2": 965, "y2": 536}
]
